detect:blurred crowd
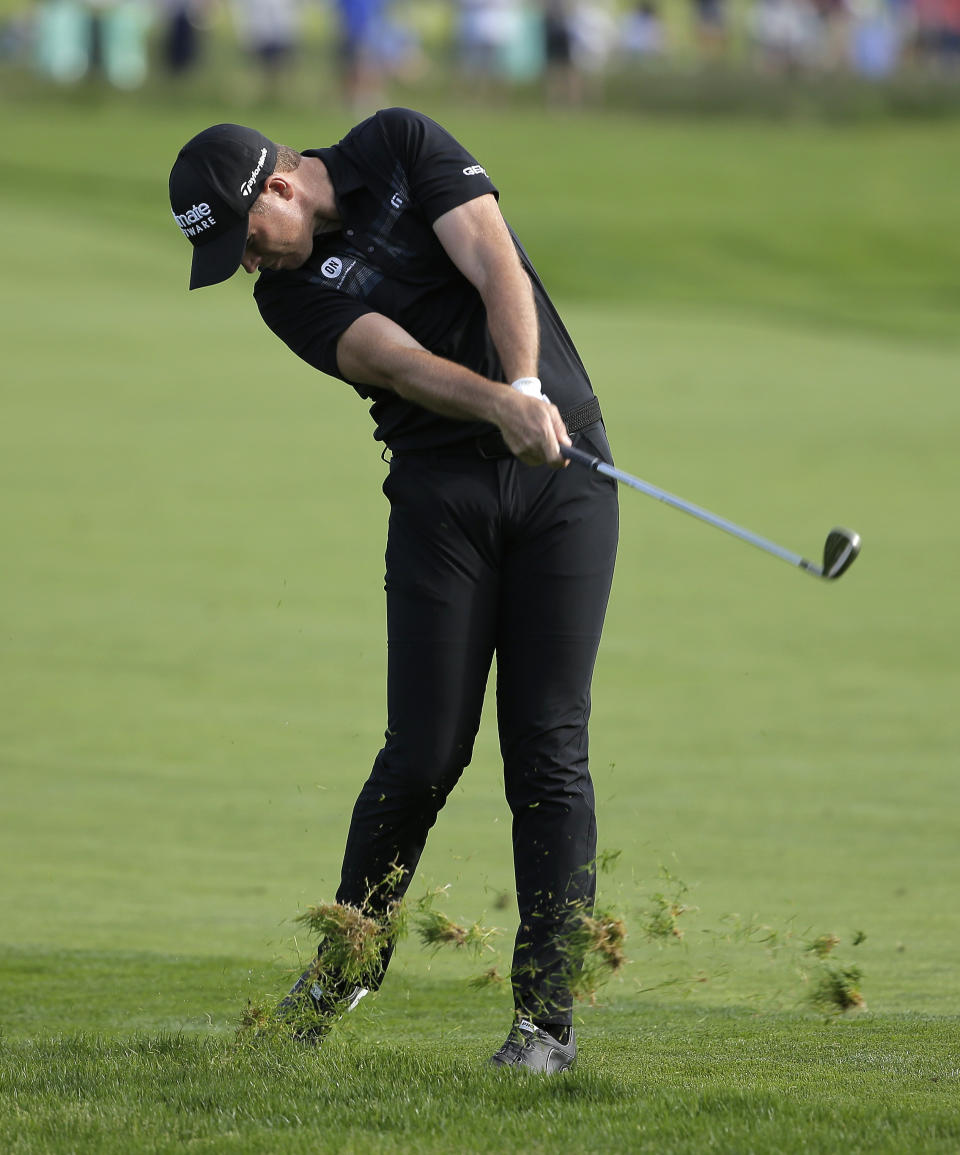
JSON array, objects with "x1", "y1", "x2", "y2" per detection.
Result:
[{"x1": 3, "y1": 0, "x2": 960, "y2": 101}]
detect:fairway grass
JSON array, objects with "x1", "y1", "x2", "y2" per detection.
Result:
[
  {"x1": 2, "y1": 961, "x2": 958, "y2": 1155},
  {"x1": 3, "y1": 100, "x2": 959, "y2": 1151}
]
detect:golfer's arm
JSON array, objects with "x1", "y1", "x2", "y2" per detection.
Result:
[
  {"x1": 335, "y1": 313, "x2": 567, "y2": 465},
  {"x1": 337, "y1": 312, "x2": 511, "y2": 424},
  {"x1": 432, "y1": 194, "x2": 540, "y2": 384}
]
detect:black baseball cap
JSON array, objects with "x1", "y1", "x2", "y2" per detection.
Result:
[{"x1": 169, "y1": 124, "x2": 278, "y2": 290}]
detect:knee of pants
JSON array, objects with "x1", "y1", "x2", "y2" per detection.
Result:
[
  {"x1": 500, "y1": 713, "x2": 591, "y2": 789},
  {"x1": 369, "y1": 729, "x2": 477, "y2": 802},
  {"x1": 504, "y1": 755, "x2": 595, "y2": 814}
]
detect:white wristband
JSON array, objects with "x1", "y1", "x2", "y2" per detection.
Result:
[{"x1": 511, "y1": 377, "x2": 549, "y2": 401}]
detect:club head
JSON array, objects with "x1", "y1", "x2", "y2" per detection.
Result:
[{"x1": 822, "y1": 527, "x2": 861, "y2": 580}]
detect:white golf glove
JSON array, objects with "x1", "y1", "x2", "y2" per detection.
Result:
[{"x1": 511, "y1": 377, "x2": 550, "y2": 403}]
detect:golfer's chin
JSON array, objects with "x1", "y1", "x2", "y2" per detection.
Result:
[
  {"x1": 285, "y1": 250, "x2": 313, "y2": 272},
  {"x1": 265, "y1": 251, "x2": 310, "y2": 273}
]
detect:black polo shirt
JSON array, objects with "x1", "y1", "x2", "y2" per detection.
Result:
[{"x1": 254, "y1": 107, "x2": 595, "y2": 452}]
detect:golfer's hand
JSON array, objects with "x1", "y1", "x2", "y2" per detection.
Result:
[{"x1": 497, "y1": 392, "x2": 572, "y2": 468}]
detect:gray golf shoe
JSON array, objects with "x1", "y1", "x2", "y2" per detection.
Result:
[{"x1": 489, "y1": 1018, "x2": 577, "y2": 1073}]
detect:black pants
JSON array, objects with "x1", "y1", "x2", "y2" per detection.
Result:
[{"x1": 336, "y1": 425, "x2": 619, "y2": 1024}]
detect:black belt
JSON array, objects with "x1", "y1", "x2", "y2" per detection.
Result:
[{"x1": 392, "y1": 396, "x2": 603, "y2": 461}]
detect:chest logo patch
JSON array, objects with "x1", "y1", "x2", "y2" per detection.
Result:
[{"x1": 321, "y1": 257, "x2": 344, "y2": 279}]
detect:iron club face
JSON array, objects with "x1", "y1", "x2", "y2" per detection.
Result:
[{"x1": 822, "y1": 528, "x2": 861, "y2": 580}]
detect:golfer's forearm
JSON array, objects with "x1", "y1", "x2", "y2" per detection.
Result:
[
  {"x1": 479, "y1": 265, "x2": 540, "y2": 385},
  {"x1": 367, "y1": 345, "x2": 515, "y2": 427},
  {"x1": 335, "y1": 312, "x2": 562, "y2": 461},
  {"x1": 386, "y1": 348, "x2": 568, "y2": 466},
  {"x1": 337, "y1": 315, "x2": 566, "y2": 465},
  {"x1": 337, "y1": 313, "x2": 511, "y2": 425}
]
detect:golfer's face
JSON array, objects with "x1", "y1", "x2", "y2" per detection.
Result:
[{"x1": 241, "y1": 198, "x2": 314, "y2": 275}]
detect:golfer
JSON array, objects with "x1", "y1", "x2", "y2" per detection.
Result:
[{"x1": 168, "y1": 109, "x2": 618, "y2": 1072}]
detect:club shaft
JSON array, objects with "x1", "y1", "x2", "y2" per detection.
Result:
[{"x1": 562, "y1": 445, "x2": 820, "y2": 576}]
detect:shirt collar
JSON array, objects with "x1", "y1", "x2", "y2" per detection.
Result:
[{"x1": 304, "y1": 146, "x2": 366, "y2": 218}]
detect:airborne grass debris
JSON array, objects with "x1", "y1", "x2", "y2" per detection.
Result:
[
  {"x1": 295, "y1": 902, "x2": 386, "y2": 974},
  {"x1": 565, "y1": 906, "x2": 630, "y2": 1005},
  {"x1": 238, "y1": 856, "x2": 871, "y2": 1042},
  {"x1": 414, "y1": 908, "x2": 500, "y2": 954},
  {"x1": 411, "y1": 887, "x2": 501, "y2": 956},
  {"x1": 639, "y1": 868, "x2": 694, "y2": 942},
  {"x1": 805, "y1": 933, "x2": 841, "y2": 959},
  {"x1": 809, "y1": 963, "x2": 867, "y2": 1014},
  {"x1": 468, "y1": 966, "x2": 506, "y2": 989}
]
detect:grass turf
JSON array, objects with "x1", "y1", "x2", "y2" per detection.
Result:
[
  {"x1": 2, "y1": 966, "x2": 958, "y2": 1154},
  {"x1": 2, "y1": 98, "x2": 959, "y2": 1151}
]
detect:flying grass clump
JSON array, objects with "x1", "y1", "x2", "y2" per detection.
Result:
[
  {"x1": 236, "y1": 898, "x2": 400, "y2": 1046},
  {"x1": 415, "y1": 909, "x2": 500, "y2": 954},
  {"x1": 236, "y1": 996, "x2": 323, "y2": 1047},
  {"x1": 238, "y1": 867, "x2": 413, "y2": 1044},
  {"x1": 467, "y1": 966, "x2": 506, "y2": 990},
  {"x1": 293, "y1": 865, "x2": 409, "y2": 989},
  {"x1": 801, "y1": 930, "x2": 868, "y2": 1015},
  {"x1": 642, "y1": 894, "x2": 690, "y2": 941},
  {"x1": 565, "y1": 906, "x2": 629, "y2": 1005},
  {"x1": 295, "y1": 901, "x2": 394, "y2": 982},
  {"x1": 580, "y1": 911, "x2": 628, "y2": 972},
  {"x1": 236, "y1": 1000, "x2": 274, "y2": 1041},
  {"x1": 805, "y1": 933, "x2": 841, "y2": 959},
  {"x1": 411, "y1": 887, "x2": 501, "y2": 957},
  {"x1": 640, "y1": 869, "x2": 694, "y2": 942},
  {"x1": 809, "y1": 963, "x2": 867, "y2": 1014}
]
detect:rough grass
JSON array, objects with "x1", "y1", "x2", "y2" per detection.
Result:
[{"x1": 2, "y1": 1000, "x2": 959, "y2": 1154}]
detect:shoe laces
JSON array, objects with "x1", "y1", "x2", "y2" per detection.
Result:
[{"x1": 498, "y1": 1018, "x2": 539, "y2": 1063}]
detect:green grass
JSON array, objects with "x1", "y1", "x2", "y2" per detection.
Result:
[
  {"x1": 2, "y1": 948, "x2": 958, "y2": 1153},
  {"x1": 3, "y1": 1010, "x2": 959, "y2": 1154},
  {"x1": 2, "y1": 98, "x2": 960, "y2": 1151}
]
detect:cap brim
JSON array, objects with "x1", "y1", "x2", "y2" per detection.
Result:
[{"x1": 189, "y1": 218, "x2": 248, "y2": 290}]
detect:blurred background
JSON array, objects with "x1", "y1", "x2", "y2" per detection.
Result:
[{"x1": 3, "y1": 0, "x2": 960, "y2": 113}]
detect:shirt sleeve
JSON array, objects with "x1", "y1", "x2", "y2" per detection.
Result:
[
  {"x1": 253, "y1": 271, "x2": 374, "y2": 382},
  {"x1": 374, "y1": 107, "x2": 499, "y2": 225}
]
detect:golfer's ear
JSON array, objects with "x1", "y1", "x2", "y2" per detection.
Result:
[{"x1": 263, "y1": 174, "x2": 295, "y2": 200}]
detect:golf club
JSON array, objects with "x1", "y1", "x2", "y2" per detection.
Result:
[{"x1": 560, "y1": 445, "x2": 860, "y2": 581}]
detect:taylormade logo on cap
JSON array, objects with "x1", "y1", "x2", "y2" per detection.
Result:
[
  {"x1": 240, "y1": 148, "x2": 269, "y2": 197},
  {"x1": 168, "y1": 124, "x2": 278, "y2": 290}
]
